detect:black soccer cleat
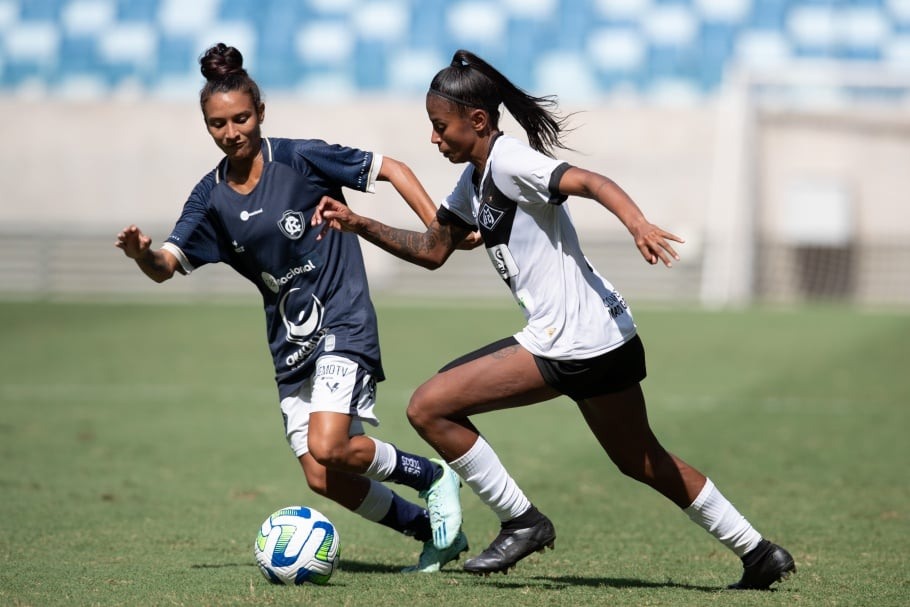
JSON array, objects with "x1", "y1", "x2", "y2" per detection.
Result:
[
  {"x1": 728, "y1": 540, "x2": 796, "y2": 590},
  {"x1": 463, "y1": 512, "x2": 556, "y2": 575}
]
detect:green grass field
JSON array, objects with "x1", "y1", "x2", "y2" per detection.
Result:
[{"x1": 1, "y1": 300, "x2": 908, "y2": 606}]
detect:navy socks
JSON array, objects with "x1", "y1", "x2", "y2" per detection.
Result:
[
  {"x1": 378, "y1": 492, "x2": 432, "y2": 542},
  {"x1": 386, "y1": 448, "x2": 441, "y2": 492}
]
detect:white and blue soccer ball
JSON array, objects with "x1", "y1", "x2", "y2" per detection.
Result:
[{"x1": 254, "y1": 506, "x2": 341, "y2": 585}]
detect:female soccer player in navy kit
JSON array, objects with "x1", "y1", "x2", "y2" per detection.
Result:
[
  {"x1": 313, "y1": 49, "x2": 796, "y2": 589},
  {"x1": 115, "y1": 43, "x2": 467, "y2": 573}
]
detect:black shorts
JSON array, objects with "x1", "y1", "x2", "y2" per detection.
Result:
[
  {"x1": 438, "y1": 334, "x2": 647, "y2": 401},
  {"x1": 534, "y1": 335, "x2": 646, "y2": 401}
]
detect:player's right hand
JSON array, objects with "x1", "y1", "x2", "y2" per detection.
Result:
[{"x1": 115, "y1": 225, "x2": 152, "y2": 259}]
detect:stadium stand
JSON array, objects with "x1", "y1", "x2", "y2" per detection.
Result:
[
  {"x1": 1, "y1": 1, "x2": 909, "y2": 306},
  {"x1": 0, "y1": 0, "x2": 908, "y2": 101}
]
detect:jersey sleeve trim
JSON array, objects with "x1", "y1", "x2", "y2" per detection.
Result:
[
  {"x1": 547, "y1": 162, "x2": 572, "y2": 205},
  {"x1": 161, "y1": 242, "x2": 195, "y2": 274},
  {"x1": 437, "y1": 206, "x2": 476, "y2": 230},
  {"x1": 365, "y1": 153, "x2": 382, "y2": 194}
]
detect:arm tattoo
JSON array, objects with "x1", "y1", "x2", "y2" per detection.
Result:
[{"x1": 357, "y1": 217, "x2": 466, "y2": 268}]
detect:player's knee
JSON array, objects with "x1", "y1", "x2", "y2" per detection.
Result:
[
  {"x1": 614, "y1": 458, "x2": 648, "y2": 482},
  {"x1": 613, "y1": 448, "x2": 672, "y2": 484},
  {"x1": 405, "y1": 400, "x2": 422, "y2": 430},
  {"x1": 606, "y1": 445, "x2": 650, "y2": 481},
  {"x1": 302, "y1": 464, "x2": 330, "y2": 496},
  {"x1": 307, "y1": 436, "x2": 351, "y2": 470},
  {"x1": 406, "y1": 388, "x2": 435, "y2": 431}
]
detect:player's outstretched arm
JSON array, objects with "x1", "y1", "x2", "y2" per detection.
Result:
[
  {"x1": 115, "y1": 225, "x2": 180, "y2": 283},
  {"x1": 558, "y1": 167, "x2": 684, "y2": 267},
  {"x1": 312, "y1": 197, "x2": 469, "y2": 270},
  {"x1": 376, "y1": 156, "x2": 438, "y2": 228},
  {"x1": 376, "y1": 156, "x2": 482, "y2": 251}
]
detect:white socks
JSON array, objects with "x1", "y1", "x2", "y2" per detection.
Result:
[
  {"x1": 353, "y1": 479, "x2": 394, "y2": 521},
  {"x1": 362, "y1": 436, "x2": 397, "y2": 481},
  {"x1": 448, "y1": 436, "x2": 531, "y2": 522},
  {"x1": 436, "y1": 437, "x2": 763, "y2": 556},
  {"x1": 684, "y1": 478, "x2": 763, "y2": 557}
]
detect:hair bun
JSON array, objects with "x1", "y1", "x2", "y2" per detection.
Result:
[{"x1": 200, "y1": 43, "x2": 246, "y2": 81}]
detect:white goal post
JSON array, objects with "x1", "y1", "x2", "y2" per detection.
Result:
[{"x1": 700, "y1": 61, "x2": 910, "y2": 307}]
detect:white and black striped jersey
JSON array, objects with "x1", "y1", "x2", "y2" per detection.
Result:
[{"x1": 438, "y1": 134, "x2": 637, "y2": 360}]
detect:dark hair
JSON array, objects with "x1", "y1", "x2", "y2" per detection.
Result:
[
  {"x1": 198, "y1": 43, "x2": 262, "y2": 112},
  {"x1": 428, "y1": 49, "x2": 571, "y2": 157}
]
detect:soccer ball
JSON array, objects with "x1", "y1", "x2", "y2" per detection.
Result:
[{"x1": 254, "y1": 506, "x2": 341, "y2": 585}]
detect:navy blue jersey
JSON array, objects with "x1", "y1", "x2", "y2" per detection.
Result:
[{"x1": 163, "y1": 137, "x2": 384, "y2": 398}]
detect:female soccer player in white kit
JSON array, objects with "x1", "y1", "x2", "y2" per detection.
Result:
[
  {"x1": 115, "y1": 43, "x2": 466, "y2": 573},
  {"x1": 312, "y1": 49, "x2": 796, "y2": 589}
]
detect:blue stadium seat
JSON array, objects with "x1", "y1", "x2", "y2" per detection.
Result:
[
  {"x1": 353, "y1": 40, "x2": 388, "y2": 91},
  {"x1": 0, "y1": 0, "x2": 901, "y2": 101},
  {"x1": 19, "y1": 0, "x2": 59, "y2": 21},
  {"x1": 410, "y1": 2, "x2": 447, "y2": 48},
  {"x1": 219, "y1": 0, "x2": 258, "y2": 23},
  {"x1": 116, "y1": 0, "x2": 159, "y2": 22},
  {"x1": 842, "y1": 46, "x2": 882, "y2": 61},
  {"x1": 250, "y1": 2, "x2": 302, "y2": 88},
  {"x1": 504, "y1": 19, "x2": 549, "y2": 89},
  {"x1": 555, "y1": 2, "x2": 593, "y2": 54},
  {"x1": 698, "y1": 22, "x2": 737, "y2": 90},
  {"x1": 1, "y1": 62, "x2": 45, "y2": 87},
  {"x1": 748, "y1": 0, "x2": 788, "y2": 30},
  {"x1": 102, "y1": 63, "x2": 135, "y2": 87},
  {"x1": 648, "y1": 44, "x2": 692, "y2": 80},
  {"x1": 58, "y1": 35, "x2": 98, "y2": 74},
  {"x1": 157, "y1": 34, "x2": 196, "y2": 75}
]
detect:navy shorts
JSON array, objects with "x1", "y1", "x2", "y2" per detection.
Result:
[{"x1": 438, "y1": 334, "x2": 647, "y2": 401}]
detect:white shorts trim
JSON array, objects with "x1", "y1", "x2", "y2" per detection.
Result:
[{"x1": 280, "y1": 355, "x2": 379, "y2": 457}]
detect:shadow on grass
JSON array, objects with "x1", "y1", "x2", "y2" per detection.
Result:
[
  {"x1": 335, "y1": 560, "x2": 413, "y2": 574},
  {"x1": 502, "y1": 575, "x2": 719, "y2": 593},
  {"x1": 188, "y1": 560, "x2": 755, "y2": 594},
  {"x1": 189, "y1": 560, "x2": 402, "y2": 574},
  {"x1": 191, "y1": 562, "x2": 257, "y2": 569},
  {"x1": 331, "y1": 560, "x2": 724, "y2": 592}
]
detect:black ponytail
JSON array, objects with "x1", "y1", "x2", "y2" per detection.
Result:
[
  {"x1": 428, "y1": 49, "x2": 571, "y2": 157},
  {"x1": 198, "y1": 43, "x2": 262, "y2": 112}
]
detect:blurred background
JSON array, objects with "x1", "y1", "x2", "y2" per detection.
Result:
[{"x1": 1, "y1": 0, "x2": 909, "y2": 307}]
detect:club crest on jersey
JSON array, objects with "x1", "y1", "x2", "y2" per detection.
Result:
[
  {"x1": 478, "y1": 203, "x2": 506, "y2": 231},
  {"x1": 277, "y1": 210, "x2": 305, "y2": 240}
]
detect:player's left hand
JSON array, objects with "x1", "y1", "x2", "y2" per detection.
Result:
[
  {"x1": 456, "y1": 230, "x2": 483, "y2": 250},
  {"x1": 629, "y1": 221, "x2": 683, "y2": 267},
  {"x1": 312, "y1": 196, "x2": 362, "y2": 240}
]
